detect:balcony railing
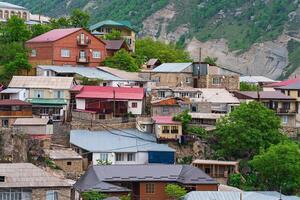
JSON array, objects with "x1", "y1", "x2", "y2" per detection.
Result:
[
  {"x1": 77, "y1": 38, "x2": 91, "y2": 46},
  {"x1": 275, "y1": 108, "x2": 296, "y2": 114},
  {"x1": 76, "y1": 56, "x2": 90, "y2": 63}
]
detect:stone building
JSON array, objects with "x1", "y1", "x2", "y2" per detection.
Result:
[
  {"x1": 0, "y1": 163, "x2": 71, "y2": 200},
  {"x1": 0, "y1": 2, "x2": 29, "y2": 22}
]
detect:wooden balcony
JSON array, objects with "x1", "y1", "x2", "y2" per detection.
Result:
[
  {"x1": 275, "y1": 108, "x2": 297, "y2": 114},
  {"x1": 0, "y1": 110, "x2": 32, "y2": 117},
  {"x1": 77, "y1": 38, "x2": 91, "y2": 46},
  {"x1": 76, "y1": 56, "x2": 90, "y2": 64}
]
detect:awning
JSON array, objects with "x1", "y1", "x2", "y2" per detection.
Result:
[
  {"x1": 0, "y1": 88, "x2": 23, "y2": 94},
  {"x1": 27, "y1": 98, "x2": 67, "y2": 105}
]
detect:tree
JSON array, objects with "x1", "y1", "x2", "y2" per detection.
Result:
[
  {"x1": 49, "y1": 17, "x2": 70, "y2": 29},
  {"x1": 81, "y1": 191, "x2": 107, "y2": 200},
  {"x1": 104, "y1": 30, "x2": 122, "y2": 40},
  {"x1": 0, "y1": 15, "x2": 31, "y2": 43},
  {"x1": 79, "y1": 77, "x2": 103, "y2": 86},
  {"x1": 70, "y1": 9, "x2": 90, "y2": 28},
  {"x1": 240, "y1": 82, "x2": 260, "y2": 91},
  {"x1": 173, "y1": 110, "x2": 192, "y2": 133},
  {"x1": 165, "y1": 184, "x2": 187, "y2": 200},
  {"x1": 103, "y1": 49, "x2": 140, "y2": 72},
  {"x1": 250, "y1": 141, "x2": 300, "y2": 194},
  {"x1": 213, "y1": 101, "x2": 285, "y2": 159},
  {"x1": 31, "y1": 24, "x2": 52, "y2": 38},
  {"x1": 204, "y1": 56, "x2": 217, "y2": 66},
  {"x1": 187, "y1": 126, "x2": 207, "y2": 138}
]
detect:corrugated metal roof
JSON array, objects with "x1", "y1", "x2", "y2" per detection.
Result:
[
  {"x1": 192, "y1": 159, "x2": 238, "y2": 165},
  {"x1": 240, "y1": 76, "x2": 276, "y2": 83},
  {"x1": 195, "y1": 89, "x2": 240, "y2": 104},
  {"x1": 8, "y1": 76, "x2": 74, "y2": 90},
  {"x1": 276, "y1": 82, "x2": 300, "y2": 90},
  {"x1": 103, "y1": 40, "x2": 126, "y2": 50},
  {"x1": 27, "y1": 28, "x2": 81, "y2": 43},
  {"x1": 0, "y1": 99, "x2": 31, "y2": 106},
  {"x1": 98, "y1": 67, "x2": 143, "y2": 81},
  {"x1": 152, "y1": 63, "x2": 193, "y2": 72},
  {"x1": 46, "y1": 149, "x2": 82, "y2": 160},
  {"x1": 90, "y1": 20, "x2": 133, "y2": 31},
  {"x1": 27, "y1": 98, "x2": 67, "y2": 105},
  {"x1": 184, "y1": 191, "x2": 240, "y2": 200},
  {"x1": 0, "y1": 163, "x2": 70, "y2": 188},
  {"x1": 0, "y1": 88, "x2": 24, "y2": 94},
  {"x1": 0, "y1": 2, "x2": 26, "y2": 10},
  {"x1": 189, "y1": 112, "x2": 226, "y2": 119},
  {"x1": 152, "y1": 116, "x2": 180, "y2": 124},
  {"x1": 235, "y1": 91, "x2": 295, "y2": 100},
  {"x1": 266, "y1": 78, "x2": 300, "y2": 87},
  {"x1": 14, "y1": 118, "x2": 49, "y2": 125},
  {"x1": 70, "y1": 129, "x2": 175, "y2": 153},
  {"x1": 38, "y1": 65, "x2": 122, "y2": 81}
]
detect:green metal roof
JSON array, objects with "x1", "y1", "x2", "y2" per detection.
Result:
[
  {"x1": 90, "y1": 20, "x2": 134, "y2": 32},
  {"x1": 27, "y1": 98, "x2": 67, "y2": 105}
]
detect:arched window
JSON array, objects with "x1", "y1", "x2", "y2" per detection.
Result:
[
  {"x1": 0, "y1": 10, "x2": 3, "y2": 19},
  {"x1": 4, "y1": 10, "x2": 9, "y2": 19},
  {"x1": 10, "y1": 11, "x2": 15, "y2": 16},
  {"x1": 17, "y1": 11, "x2": 21, "y2": 18},
  {"x1": 22, "y1": 12, "x2": 27, "y2": 20}
]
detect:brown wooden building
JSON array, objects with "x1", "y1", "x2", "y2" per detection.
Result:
[
  {"x1": 0, "y1": 99, "x2": 32, "y2": 128},
  {"x1": 26, "y1": 28, "x2": 107, "y2": 74},
  {"x1": 103, "y1": 39, "x2": 130, "y2": 56},
  {"x1": 74, "y1": 164, "x2": 218, "y2": 200}
]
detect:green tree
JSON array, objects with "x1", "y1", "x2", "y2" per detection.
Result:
[
  {"x1": 213, "y1": 101, "x2": 285, "y2": 159},
  {"x1": 70, "y1": 9, "x2": 90, "y2": 28},
  {"x1": 173, "y1": 110, "x2": 192, "y2": 133},
  {"x1": 49, "y1": 17, "x2": 70, "y2": 29},
  {"x1": 3, "y1": 53, "x2": 31, "y2": 79},
  {"x1": 187, "y1": 126, "x2": 207, "y2": 138},
  {"x1": 240, "y1": 82, "x2": 260, "y2": 91},
  {"x1": 204, "y1": 56, "x2": 218, "y2": 66},
  {"x1": 103, "y1": 49, "x2": 140, "y2": 72},
  {"x1": 228, "y1": 173, "x2": 243, "y2": 188},
  {"x1": 165, "y1": 184, "x2": 187, "y2": 200},
  {"x1": 0, "y1": 15, "x2": 31, "y2": 43},
  {"x1": 79, "y1": 77, "x2": 103, "y2": 86},
  {"x1": 31, "y1": 24, "x2": 52, "y2": 38},
  {"x1": 250, "y1": 141, "x2": 300, "y2": 194},
  {"x1": 81, "y1": 191, "x2": 107, "y2": 200},
  {"x1": 104, "y1": 30, "x2": 122, "y2": 40}
]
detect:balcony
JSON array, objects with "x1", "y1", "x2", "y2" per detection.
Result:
[
  {"x1": 276, "y1": 108, "x2": 296, "y2": 114},
  {"x1": 76, "y1": 56, "x2": 90, "y2": 64},
  {"x1": 77, "y1": 38, "x2": 91, "y2": 46}
]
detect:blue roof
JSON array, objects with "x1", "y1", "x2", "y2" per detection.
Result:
[
  {"x1": 90, "y1": 20, "x2": 134, "y2": 32},
  {"x1": 37, "y1": 65, "x2": 122, "y2": 81},
  {"x1": 152, "y1": 63, "x2": 193, "y2": 72},
  {"x1": 70, "y1": 129, "x2": 175, "y2": 153}
]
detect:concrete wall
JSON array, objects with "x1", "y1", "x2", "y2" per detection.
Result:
[
  {"x1": 151, "y1": 105, "x2": 183, "y2": 116},
  {"x1": 76, "y1": 99, "x2": 86, "y2": 110},
  {"x1": 92, "y1": 152, "x2": 148, "y2": 165},
  {"x1": 13, "y1": 124, "x2": 53, "y2": 135},
  {"x1": 151, "y1": 72, "x2": 193, "y2": 87},
  {"x1": 54, "y1": 159, "x2": 83, "y2": 174},
  {"x1": 128, "y1": 100, "x2": 143, "y2": 115},
  {"x1": 155, "y1": 124, "x2": 182, "y2": 140},
  {"x1": 32, "y1": 187, "x2": 71, "y2": 200}
]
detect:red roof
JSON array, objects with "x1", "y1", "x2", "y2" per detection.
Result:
[
  {"x1": 76, "y1": 86, "x2": 144, "y2": 100},
  {"x1": 266, "y1": 78, "x2": 300, "y2": 87},
  {"x1": 27, "y1": 28, "x2": 82, "y2": 43},
  {"x1": 0, "y1": 99, "x2": 31, "y2": 106},
  {"x1": 152, "y1": 116, "x2": 180, "y2": 125}
]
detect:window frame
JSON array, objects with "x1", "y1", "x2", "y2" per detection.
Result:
[
  {"x1": 31, "y1": 49, "x2": 37, "y2": 57},
  {"x1": 46, "y1": 190, "x2": 58, "y2": 200},
  {"x1": 145, "y1": 183, "x2": 155, "y2": 194},
  {"x1": 281, "y1": 116, "x2": 288, "y2": 124},
  {"x1": 212, "y1": 77, "x2": 221, "y2": 85},
  {"x1": 61, "y1": 49, "x2": 71, "y2": 58},
  {"x1": 127, "y1": 153, "x2": 135, "y2": 162},
  {"x1": 131, "y1": 102, "x2": 138, "y2": 108},
  {"x1": 115, "y1": 153, "x2": 125, "y2": 161},
  {"x1": 92, "y1": 51, "x2": 101, "y2": 59}
]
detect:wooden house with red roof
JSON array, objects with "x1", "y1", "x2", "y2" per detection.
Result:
[
  {"x1": 74, "y1": 86, "x2": 145, "y2": 119},
  {"x1": 26, "y1": 28, "x2": 107, "y2": 74}
]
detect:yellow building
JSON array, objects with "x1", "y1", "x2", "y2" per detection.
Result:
[
  {"x1": 90, "y1": 20, "x2": 136, "y2": 52},
  {"x1": 152, "y1": 116, "x2": 182, "y2": 141}
]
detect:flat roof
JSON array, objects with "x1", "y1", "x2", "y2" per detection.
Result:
[
  {"x1": 14, "y1": 118, "x2": 49, "y2": 126},
  {"x1": 193, "y1": 159, "x2": 239, "y2": 166},
  {"x1": 152, "y1": 63, "x2": 193, "y2": 73},
  {"x1": 46, "y1": 149, "x2": 82, "y2": 160}
]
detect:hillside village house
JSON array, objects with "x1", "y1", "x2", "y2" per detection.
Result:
[
  {"x1": 74, "y1": 86, "x2": 145, "y2": 118},
  {"x1": 151, "y1": 97, "x2": 190, "y2": 117},
  {"x1": 0, "y1": 163, "x2": 71, "y2": 200},
  {"x1": 74, "y1": 164, "x2": 218, "y2": 200},
  {"x1": 103, "y1": 39, "x2": 131, "y2": 56},
  {"x1": 26, "y1": 28, "x2": 107, "y2": 74},
  {"x1": 143, "y1": 62, "x2": 240, "y2": 90},
  {"x1": 0, "y1": 99, "x2": 32, "y2": 128},
  {"x1": 70, "y1": 129, "x2": 175, "y2": 166},
  {"x1": 7, "y1": 76, "x2": 75, "y2": 121},
  {"x1": 234, "y1": 91, "x2": 297, "y2": 127},
  {"x1": 90, "y1": 20, "x2": 136, "y2": 51},
  {"x1": 240, "y1": 76, "x2": 276, "y2": 86},
  {"x1": 152, "y1": 116, "x2": 183, "y2": 142}
]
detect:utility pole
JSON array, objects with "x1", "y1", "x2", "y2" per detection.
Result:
[{"x1": 113, "y1": 89, "x2": 116, "y2": 118}]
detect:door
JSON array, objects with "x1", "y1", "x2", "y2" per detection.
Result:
[{"x1": 80, "y1": 50, "x2": 86, "y2": 59}]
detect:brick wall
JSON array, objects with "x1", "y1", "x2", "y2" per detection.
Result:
[
  {"x1": 32, "y1": 187, "x2": 71, "y2": 200},
  {"x1": 139, "y1": 182, "x2": 169, "y2": 200}
]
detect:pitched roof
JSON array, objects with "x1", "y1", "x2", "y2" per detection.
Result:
[
  {"x1": 189, "y1": 113, "x2": 226, "y2": 119},
  {"x1": 266, "y1": 78, "x2": 300, "y2": 87},
  {"x1": 152, "y1": 116, "x2": 180, "y2": 125},
  {"x1": 0, "y1": 88, "x2": 24, "y2": 94},
  {"x1": 196, "y1": 89, "x2": 240, "y2": 104},
  {"x1": 13, "y1": 118, "x2": 49, "y2": 126},
  {"x1": 192, "y1": 159, "x2": 239, "y2": 166},
  {"x1": 276, "y1": 82, "x2": 300, "y2": 90},
  {"x1": 76, "y1": 86, "x2": 144, "y2": 100},
  {"x1": 70, "y1": 129, "x2": 175, "y2": 153},
  {"x1": 103, "y1": 40, "x2": 127, "y2": 50},
  {"x1": 26, "y1": 28, "x2": 81, "y2": 43},
  {"x1": 74, "y1": 164, "x2": 217, "y2": 192},
  {"x1": 151, "y1": 97, "x2": 189, "y2": 106},
  {"x1": 146, "y1": 58, "x2": 160, "y2": 66},
  {"x1": 234, "y1": 91, "x2": 295, "y2": 100},
  {"x1": 8, "y1": 76, "x2": 74, "y2": 90},
  {"x1": 37, "y1": 65, "x2": 122, "y2": 81},
  {"x1": 98, "y1": 67, "x2": 143, "y2": 81},
  {"x1": 0, "y1": 99, "x2": 31, "y2": 106},
  {"x1": 240, "y1": 76, "x2": 276, "y2": 83},
  {"x1": 152, "y1": 63, "x2": 193, "y2": 72},
  {"x1": 46, "y1": 149, "x2": 82, "y2": 160},
  {"x1": 0, "y1": 163, "x2": 70, "y2": 188},
  {"x1": 0, "y1": 2, "x2": 26, "y2": 10},
  {"x1": 90, "y1": 20, "x2": 134, "y2": 32}
]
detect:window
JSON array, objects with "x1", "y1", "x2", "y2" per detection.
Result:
[
  {"x1": 34, "y1": 90, "x2": 44, "y2": 98},
  {"x1": 22, "y1": 12, "x2": 27, "y2": 20},
  {"x1": 99, "y1": 153, "x2": 109, "y2": 162},
  {"x1": 162, "y1": 106, "x2": 169, "y2": 113},
  {"x1": 116, "y1": 153, "x2": 125, "y2": 161},
  {"x1": 145, "y1": 183, "x2": 155, "y2": 194},
  {"x1": 287, "y1": 90, "x2": 290, "y2": 96},
  {"x1": 11, "y1": 106, "x2": 21, "y2": 111},
  {"x1": 282, "y1": 102, "x2": 290, "y2": 110},
  {"x1": 205, "y1": 168, "x2": 211, "y2": 174},
  {"x1": 127, "y1": 153, "x2": 135, "y2": 161},
  {"x1": 171, "y1": 126, "x2": 179, "y2": 134},
  {"x1": 158, "y1": 91, "x2": 165, "y2": 98},
  {"x1": 0, "y1": 176, "x2": 5, "y2": 182},
  {"x1": 46, "y1": 190, "x2": 58, "y2": 200},
  {"x1": 2, "y1": 119, "x2": 8, "y2": 128},
  {"x1": 61, "y1": 49, "x2": 70, "y2": 57},
  {"x1": 162, "y1": 126, "x2": 170, "y2": 134},
  {"x1": 93, "y1": 51, "x2": 101, "y2": 59},
  {"x1": 185, "y1": 77, "x2": 191, "y2": 83},
  {"x1": 4, "y1": 10, "x2": 9, "y2": 19},
  {"x1": 212, "y1": 77, "x2": 221, "y2": 85},
  {"x1": 281, "y1": 116, "x2": 288, "y2": 124},
  {"x1": 67, "y1": 161, "x2": 72, "y2": 166},
  {"x1": 31, "y1": 49, "x2": 37, "y2": 57},
  {"x1": 132, "y1": 102, "x2": 137, "y2": 108},
  {"x1": 55, "y1": 90, "x2": 64, "y2": 99},
  {"x1": 191, "y1": 105, "x2": 197, "y2": 112},
  {"x1": 298, "y1": 90, "x2": 300, "y2": 97}
]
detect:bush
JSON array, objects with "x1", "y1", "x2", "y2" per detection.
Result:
[{"x1": 165, "y1": 184, "x2": 187, "y2": 200}]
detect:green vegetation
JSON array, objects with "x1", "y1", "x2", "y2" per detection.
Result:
[
  {"x1": 240, "y1": 82, "x2": 259, "y2": 91},
  {"x1": 81, "y1": 191, "x2": 107, "y2": 200},
  {"x1": 187, "y1": 126, "x2": 207, "y2": 139},
  {"x1": 178, "y1": 156, "x2": 193, "y2": 165},
  {"x1": 173, "y1": 110, "x2": 192, "y2": 133},
  {"x1": 104, "y1": 30, "x2": 122, "y2": 40},
  {"x1": 250, "y1": 141, "x2": 300, "y2": 194},
  {"x1": 213, "y1": 101, "x2": 285, "y2": 160},
  {"x1": 203, "y1": 56, "x2": 217, "y2": 66},
  {"x1": 69, "y1": 8, "x2": 90, "y2": 28},
  {"x1": 79, "y1": 77, "x2": 103, "y2": 86},
  {"x1": 165, "y1": 184, "x2": 187, "y2": 200}
]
